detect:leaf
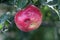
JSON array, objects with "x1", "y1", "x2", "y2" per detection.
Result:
[
  {"x1": 3, "y1": 0, "x2": 17, "y2": 5},
  {"x1": 43, "y1": 27, "x2": 54, "y2": 40},
  {"x1": 58, "y1": 0, "x2": 60, "y2": 20},
  {"x1": 16, "y1": 0, "x2": 28, "y2": 9},
  {"x1": 0, "y1": 14, "x2": 9, "y2": 22},
  {"x1": 0, "y1": 12, "x2": 11, "y2": 30},
  {"x1": 33, "y1": 0, "x2": 38, "y2": 3},
  {"x1": 0, "y1": 24, "x2": 3, "y2": 30}
]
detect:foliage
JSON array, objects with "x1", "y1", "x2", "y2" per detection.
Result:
[{"x1": 0, "y1": 0, "x2": 59, "y2": 40}]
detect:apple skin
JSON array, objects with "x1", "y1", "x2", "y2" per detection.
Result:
[{"x1": 14, "y1": 5, "x2": 43, "y2": 32}]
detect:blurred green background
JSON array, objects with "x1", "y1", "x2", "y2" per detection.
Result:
[{"x1": 0, "y1": 0, "x2": 60, "y2": 40}]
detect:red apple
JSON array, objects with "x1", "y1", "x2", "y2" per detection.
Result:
[{"x1": 14, "y1": 5, "x2": 42, "y2": 32}]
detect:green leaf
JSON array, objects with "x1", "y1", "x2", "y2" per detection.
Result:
[
  {"x1": 0, "y1": 12, "x2": 11, "y2": 29},
  {"x1": 4, "y1": 0, "x2": 16, "y2": 5},
  {"x1": 16, "y1": 0, "x2": 28, "y2": 9},
  {"x1": 33, "y1": 0, "x2": 38, "y2": 3},
  {"x1": 58, "y1": 0, "x2": 60, "y2": 20},
  {"x1": 0, "y1": 24, "x2": 3, "y2": 30},
  {"x1": 44, "y1": 27, "x2": 54, "y2": 40}
]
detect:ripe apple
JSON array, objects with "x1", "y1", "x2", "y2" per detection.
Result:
[{"x1": 14, "y1": 5, "x2": 42, "y2": 32}]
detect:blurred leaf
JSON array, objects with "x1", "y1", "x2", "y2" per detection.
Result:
[
  {"x1": 58, "y1": 0, "x2": 60, "y2": 20},
  {"x1": 3, "y1": 0, "x2": 16, "y2": 5},
  {"x1": 32, "y1": 0, "x2": 38, "y2": 3},
  {"x1": 47, "y1": 0, "x2": 58, "y2": 5},
  {"x1": 0, "y1": 0, "x2": 7, "y2": 3},
  {"x1": 0, "y1": 24, "x2": 3, "y2": 30},
  {"x1": 16, "y1": 0, "x2": 28, "y2": 9},
  {"x1": 44, "y1": 6, "x2": 50, "y2": 11},
  {"x1": 0, "y1": 12, "x2": 12, "y2": 31},
  {"x1": 0, "y1": 13, "x2": 9, "y2": 22},
  {"x1": 43, "y1": 27, "x2": 54, "y2": 40}
]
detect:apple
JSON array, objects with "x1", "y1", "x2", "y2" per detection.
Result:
[{"x1": 14, "y1": 5, "x2": 42, "y2": 32}]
